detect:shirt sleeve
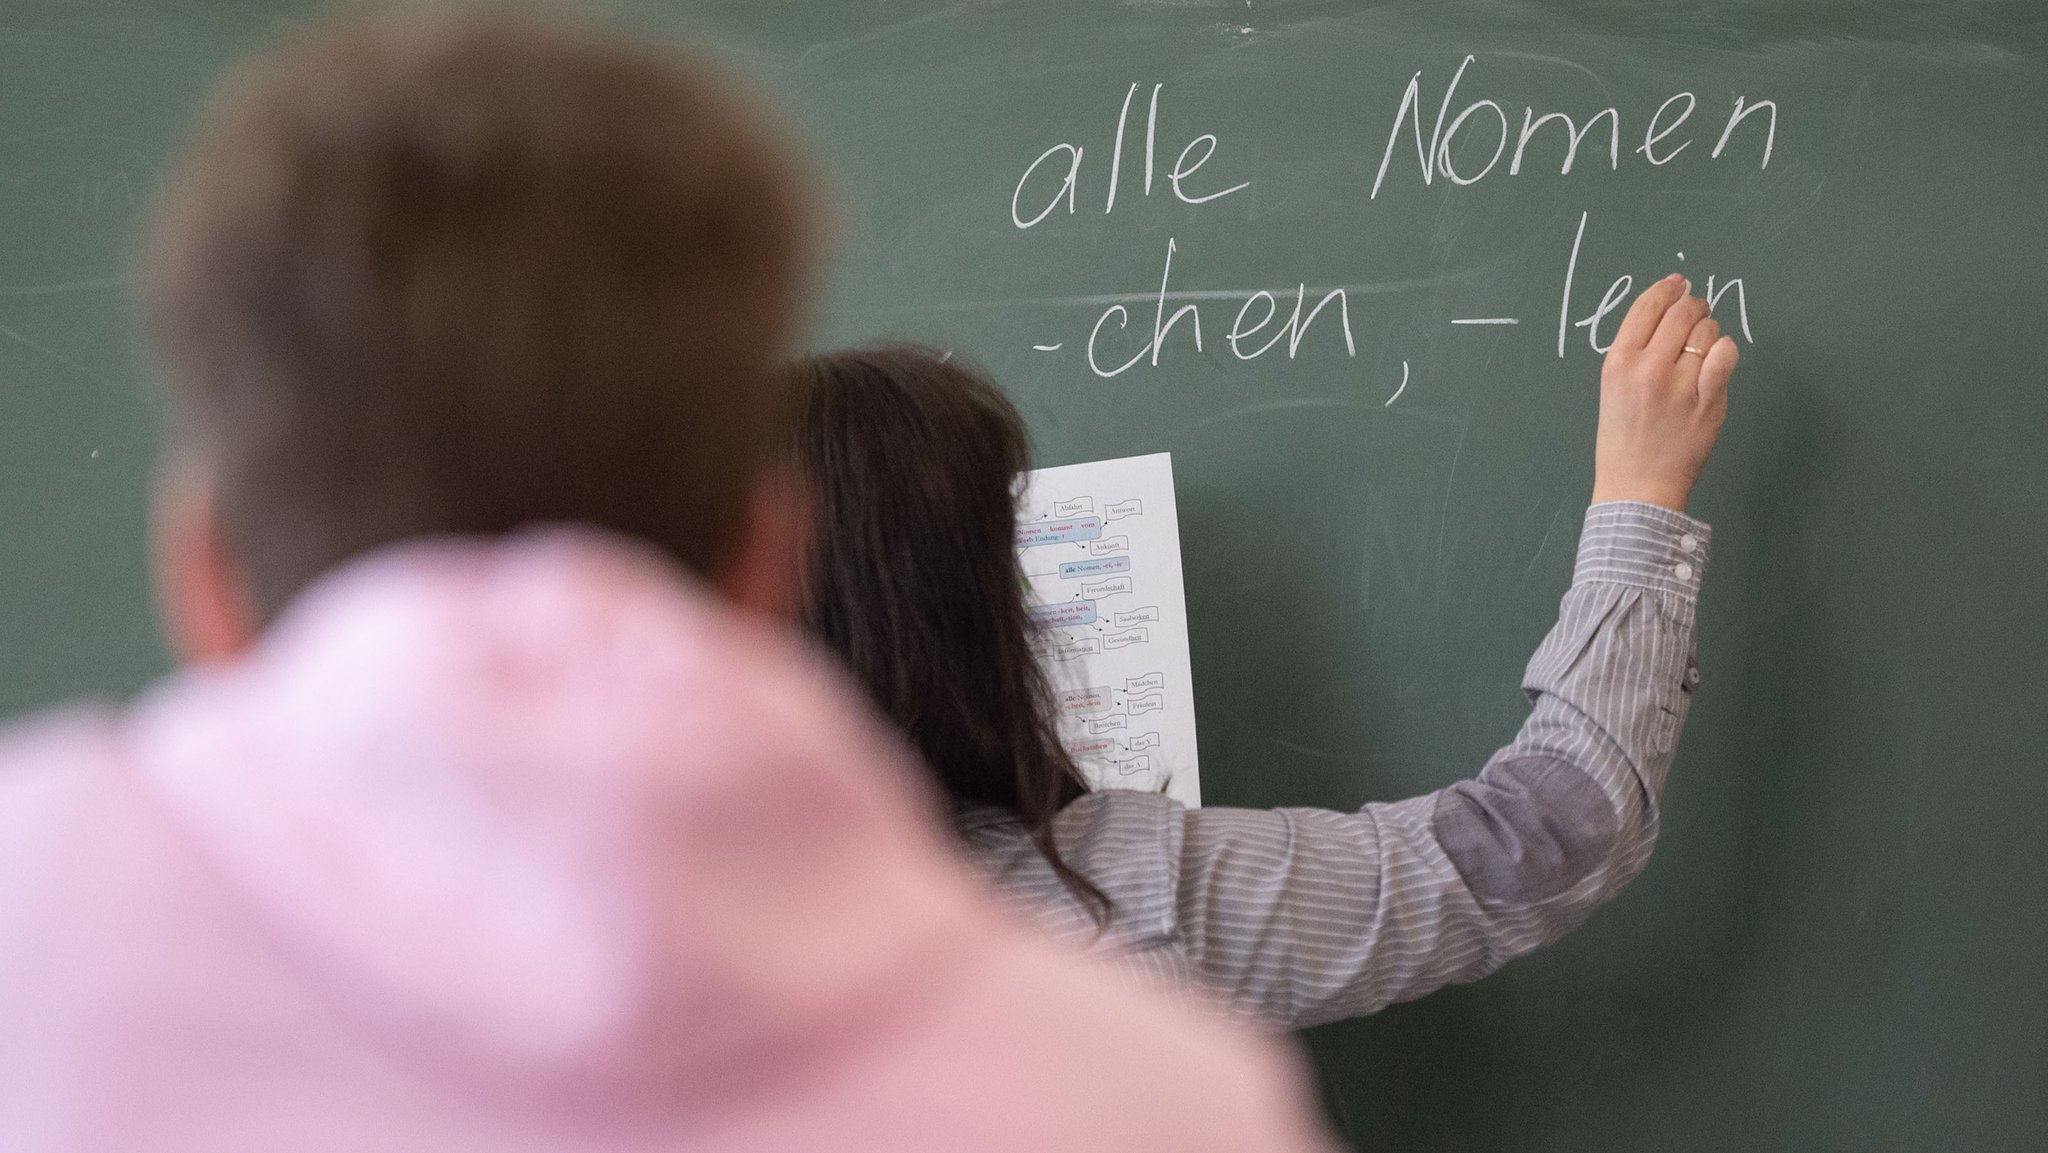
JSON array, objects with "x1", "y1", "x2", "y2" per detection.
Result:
[{"x1": 1172, "y1": 501, "x2": 1709, "y2": 1030}]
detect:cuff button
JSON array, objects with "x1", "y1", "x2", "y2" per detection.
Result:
[
  {"x1": 1674, "y1": 562, "x2": 1695, "y2": 581},
  {"x1": 1677, "y1": 532, "x2": 1699, "y2": 554}
]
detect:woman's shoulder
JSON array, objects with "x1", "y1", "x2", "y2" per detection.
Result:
[
  {"x1": 955, "y1": 788, "x2": 1185, "y2": 842},
  {"x1": 1052, "y1": 788, "x2": 1187, "y2": 848},
  {"x1": 1047, "y1": 790, "x2": 1195, "y2": 910},
  {"x1": 956, "y1": 790, "x2": 1191, "y2": 902},
  {"x1": 979, "y1": 791, "x2": 1191, "y2": 950}
]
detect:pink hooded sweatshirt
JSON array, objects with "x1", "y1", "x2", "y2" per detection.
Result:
[{"x1": 0, "y1": 531, "x2": 1336, "y2": 1153}]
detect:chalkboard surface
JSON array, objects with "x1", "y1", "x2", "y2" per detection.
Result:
[{"x1": 3, "y1": 2, "x2": 2045, "y2": 1148}]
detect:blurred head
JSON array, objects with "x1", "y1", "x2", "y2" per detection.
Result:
[
  {"x1": 791, "y1": 345, "x2": 1106, "y2": 918},
  {"x1": 144, "y1": 12, "x2": 813, "y2": 660}
]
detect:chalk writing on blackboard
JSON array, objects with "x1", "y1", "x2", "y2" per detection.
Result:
[
  {"x1": 1011, "y1": 82, "x2": 1250, "y2": 229},
  {"x1": 1006, "y1": 53, "x2": 1773, "y2": 397},
  {"x1": 1372, "y1": 54, "x2": 1777, "y2": 197}
]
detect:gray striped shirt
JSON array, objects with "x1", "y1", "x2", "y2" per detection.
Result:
[{"x1": 959, "y1": 501, "x2": 1708, "y2": 1030}]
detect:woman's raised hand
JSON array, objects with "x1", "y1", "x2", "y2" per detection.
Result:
[{"x1": 1589, "y1": 273, "x2": 1739, "y2": 512}]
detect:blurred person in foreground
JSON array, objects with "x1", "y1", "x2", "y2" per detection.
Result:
[{"x1": 0, "y1": 15, "x2": 1338, "y2": 1153}]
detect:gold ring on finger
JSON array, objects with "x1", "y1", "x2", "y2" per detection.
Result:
[{"x1": 1682, "y1": 344, "x2": 1708, "y2": 356}]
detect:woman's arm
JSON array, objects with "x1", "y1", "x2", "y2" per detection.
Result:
[
  {"x1": 1175, "y1": 501, "x2": 1705, "y2": 1028},
  {"x1": 1171, "y1": 276, "x2": 1737, "y2": 1029}
]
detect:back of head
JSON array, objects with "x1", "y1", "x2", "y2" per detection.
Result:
[
  {"x1": 145, "y1": 12, "x2": 810, "y2": 622},
  {"x1": 792, "y1": 345, "x2": 1104, "y2": 914}
]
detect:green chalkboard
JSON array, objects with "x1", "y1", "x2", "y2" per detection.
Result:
[{"x1": 4, "y1": 1, "x2": 2046, "y2": 1148}]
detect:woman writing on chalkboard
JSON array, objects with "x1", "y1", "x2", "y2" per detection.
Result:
[{"x1": 791, "y1": 275, "x2": 1737, "y2": 1029}]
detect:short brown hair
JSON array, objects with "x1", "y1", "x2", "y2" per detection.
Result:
[{"x1": 145, "y1": 12, "x2": 811, "y2": 622}]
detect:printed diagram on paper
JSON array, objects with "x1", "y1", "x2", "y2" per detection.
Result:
[{"x1": 1017, "y1": 452, "x2": 1200, "y2": 807}]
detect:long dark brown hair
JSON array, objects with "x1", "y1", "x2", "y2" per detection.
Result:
[{"x1": 791, "y1": 344, "x2": 1109, "y2": 923}]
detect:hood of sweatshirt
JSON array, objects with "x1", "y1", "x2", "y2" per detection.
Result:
[{"x1": 128, "y1": 529, "x2": 984, "y2": 1104}]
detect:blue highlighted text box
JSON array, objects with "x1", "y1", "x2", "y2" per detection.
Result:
[{"x1": 1058, "y1": 555, "x2": 1132, "y2": 580}]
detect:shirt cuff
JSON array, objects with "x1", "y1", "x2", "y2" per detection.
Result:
[{"x1": 1573, "y1": 501, "x2": 1711, "y2": 601}]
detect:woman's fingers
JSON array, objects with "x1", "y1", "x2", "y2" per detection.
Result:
[
  {"x1": 1647, "y1": 291, "x2": 1711, "y2": 363},
  {"x1": 1677, "y1": 315, "x2": 1722, "y2": 386},
  {"x1": 1698, "y1": 334, "x2": 1740, "y2": 407},
  {"x1": 1685, "y1": 314, "x2": 1721, "y2": 351},
  {"x1": 1611, "y1": 272, "x2": 1687, "y2": 353}
]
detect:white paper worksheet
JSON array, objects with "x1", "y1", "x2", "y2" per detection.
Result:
[{"x1": 1016, "y1": 452, "x2": 1200, "y2": 807}]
